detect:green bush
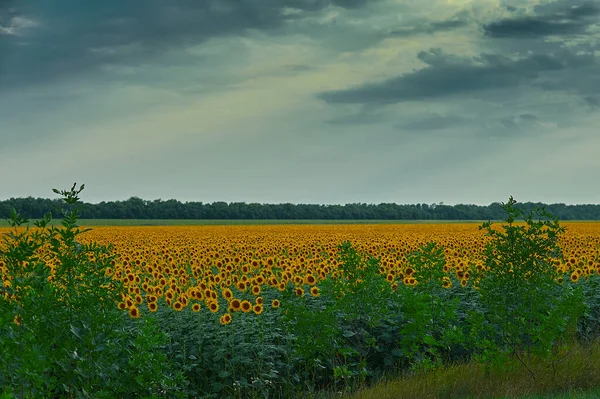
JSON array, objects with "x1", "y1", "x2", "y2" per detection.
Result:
[
  {"x1": 0, "y1": 184, "x2": 184, "y2": 398},
  {"x1": 470, "y1": 197, "x2": 585, "y2": 373}
]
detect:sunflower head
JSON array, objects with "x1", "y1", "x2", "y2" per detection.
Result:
[
  {"x1": 241, "y1": 300, "x2": 252, "y2": 313},
  {"x1": 310, "y1": 286, "x2": 320, "y2": 297},
  {"x1": 220, "y1": 313, "x2": 232, "y2": 325},
  {"x1": 231, "y1": 298, "x2": 242, "y2": 311},
  {"x1": 129, "y1": 307, "x2": 141, "y2": 319}
]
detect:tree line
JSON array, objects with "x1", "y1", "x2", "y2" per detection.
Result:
[{"x1": 2, "y1": 196, "x2": 600, "y2": 220}]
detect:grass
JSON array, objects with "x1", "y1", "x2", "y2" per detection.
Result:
[
  {"x1": 344, "y1": 339, "x2": 600, "y2": 399},
  {"x1": 0, "y1": 219, "x2": 487, "y2": 227}
]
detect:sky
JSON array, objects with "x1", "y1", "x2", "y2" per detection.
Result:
[{"x1": 1, "y1": 0, "x2": 599, "y2": 205}]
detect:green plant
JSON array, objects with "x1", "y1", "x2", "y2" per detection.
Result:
[
  {"x1": 0, "y1": 183, "x2": 183, "y2": 398},
  {"x1": 471, "y1": 197, "x2": 585, "y2": 376},
  {"x1": 397, "y1": 242, "x2": 462, "y2": 371}
]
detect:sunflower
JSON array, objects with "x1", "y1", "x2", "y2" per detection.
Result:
[
  {"x1": 13, "y1": 315, "x2": 21, "y2": 326},
  {"x1": 253, "y1": 304, "x2": 264, "y2": 315},
  {"x1": 570, "y1": 272, "x2": 579, "y2": 283},
  {"x1": 222, "y1": 288, "x2": 233, "y2": 301},
  {"x1": 251, "y1": 285, "x2": 261, "y2": 296},
  {"x1": 237, "y1": 281, "x2": 247, "y2": 292},
  {"x1": 386, "y1": 274, "x2": 394, "y2": 283},
  {"x1": 118, "y1": 302, "x2": 127, "y2": 310},
  {"x1": 231, "y1": 298, "x2": 242, "y2": 311},
  {"x1": 310, "y1": 286, "x2": 320, "y2": 297},
  {"x1": 192, "y1": 303, "x2": 201, "y2": 312},
  {"x1": 208, "y1": 301, "x2": 219, "y2": 313},
  {"x1": 147, "y1": 302, "x2": 158, "y2": 312},
  {"x1": 129, "y1": 307, "x2": 141, "y2": 319},
  {"x1": 241, "y1": 300, "x2": 252, "y2": 313},
  {"x1": 304, "y1": 274, "x2": 317, "y2": 286},
  {"x1": 295, "y1": 287, "x2": 305, "y2": 297},
  {"x1": 442, "y1": 277, "x2": 452, "y2": 289},
  {"x1": 460, "y1": 278, "x2": 468, "y2": 287},
  {"x1": 173, "y1": 301, "x2": 184, "y2": 311},
  {"x1": 220, "y1": 313, "x2": 232, "y2": 325},
  {"x1": 271, "y1": 299, "x2": 281, "y2": 309},
  {"x1": 256, "y1": 296, "x2": 263, "y2": 305}
]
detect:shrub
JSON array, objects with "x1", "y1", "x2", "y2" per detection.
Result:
[{"x1": 470, "y1": 196, "x2": 585, "y2": 374}]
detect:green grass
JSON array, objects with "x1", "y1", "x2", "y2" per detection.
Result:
[
  {"x1": 344, "y1": 340, "x2": 600, "y2": 399},
  {"x1": 0, "y1": 219, "x2": 487, "y2": 227}
]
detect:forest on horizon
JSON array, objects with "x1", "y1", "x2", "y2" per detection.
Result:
[{"x1": 2, "y1": 196, "x2": 600, "y2": 220}]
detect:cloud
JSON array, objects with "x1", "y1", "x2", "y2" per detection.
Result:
[
  {"x1": 584, "y1": 96, "x2": 600, "y2": 109},
  {"x1": 500, "y1": 113, "x2": 538, "y2": 129},
  {"x1": 387, "y1": 10, "x2": 471, "y2": 37},
  {"x1": 483, "y1": 1, "x2": 600, "y2": 38},
  {"x1": 0, "y1": 0, "x2": 376, "y2": 90},
  {"x1": 396, "y1": 113, "x2": 470, "y2": 131},
  {"x1": 317, "y1": 48, "x2": 589, "y2": 105}
]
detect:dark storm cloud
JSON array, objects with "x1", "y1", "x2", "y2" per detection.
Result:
[
  {"x1": 396, "y1": 114, "x2": 470, "y2": 131},
  {"x1": 317, "y1": 48, "x2": 595, "y2": 105},
  {"x1": 0, "y1": 0, "x2": 373, "y2": 90},
  {"x1": 388, "y1": 10, "x2": 470, "y2": 37},
  {"x1": 584, "y1": 96, "x2": 600, "y2": 108},
  {"x1": 483, "y1": 0, "x2": 600, "y2": 38}
]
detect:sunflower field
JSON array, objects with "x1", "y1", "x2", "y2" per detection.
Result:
[{"x1": 1, "y1": 186, "x2": 600, "y2": 398}]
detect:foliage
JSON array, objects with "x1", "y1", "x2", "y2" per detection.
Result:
[
  {"x1": 0, "y1": 184, "x2": 183, "y2": 398},
  {"x1": 470, "y1": 196, "x2": 585, "y2": 373},
  {"x1": 3, "y1": 196, "x2": 600, "y2": 221}
]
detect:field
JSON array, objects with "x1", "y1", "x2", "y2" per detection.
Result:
[
  {"x1": 2, "y1": 205, "x2": 600, "y2": 398},
  {"x1": 0, "y1": 218, "x2": 485, "y2": 227},
  {"x1": 69, "y1": 222, "x2": 600, "y2": 319}
]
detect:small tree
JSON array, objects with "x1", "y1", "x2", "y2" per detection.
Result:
[{"x1": 471, "y1": 196, "x2": 584, "y2": 375}]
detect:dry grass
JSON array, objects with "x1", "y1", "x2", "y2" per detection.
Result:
[{"x1": 346, "y1": 340, "x2": 600, "y2": 399}]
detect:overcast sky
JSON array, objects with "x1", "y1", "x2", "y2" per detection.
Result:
[{"x1": 1, "y1": 0, "x2": 599, "y2": 205}]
